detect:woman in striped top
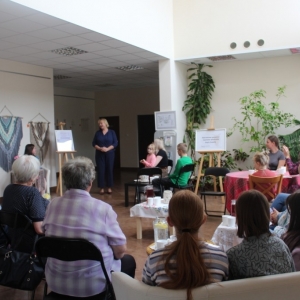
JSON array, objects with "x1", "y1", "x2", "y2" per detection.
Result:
[{"x1": 142, "y1": 190, "x2": 228, "y2": 300}]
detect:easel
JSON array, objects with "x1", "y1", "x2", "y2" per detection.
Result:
[
  {"x1": 194, "y1": 117, "x2": 225, "y2": 203},
  {"x1": 56, "y1": 122, "x2": 76, "y2": 196}
]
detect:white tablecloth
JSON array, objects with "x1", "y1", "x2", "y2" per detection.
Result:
[
  {"x1": 211, "y1": 222, "x2": 243, "y2": 252},
  {"x1": 130, "y1": 202, "x2": 169, "y2": 218}
]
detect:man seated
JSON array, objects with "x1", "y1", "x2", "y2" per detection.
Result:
[{"x1": 152, "y1": 143, "x2": 193, "y2": 194}]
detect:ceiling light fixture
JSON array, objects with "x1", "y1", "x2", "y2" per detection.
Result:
[
  {"x1": 51, "y1": 47, "x2": 88, "y2": 56},
  {"x1": 116, "y1": 65, "x2": 144, "y2": 71},
  {"x1": 207, "y1": 55, "x2": 236, "y2": 61},
  {"x1": 54, "y1": 75, "x2": 72, "y2": 80}
]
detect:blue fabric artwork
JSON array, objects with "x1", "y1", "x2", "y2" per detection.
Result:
[{"x1": 0, "y1": 117, "x2": 23, "y2": 172}]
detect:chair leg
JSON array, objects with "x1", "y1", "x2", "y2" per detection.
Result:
[{"x1": 43, "y1": 281, "x2": 48, "y2": 298}]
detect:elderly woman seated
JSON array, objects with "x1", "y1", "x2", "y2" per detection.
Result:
[
  {"x1": 2, "y1": 155, "x2": 49, "y2": 253},
  {"x1": 42, "y1": 156, "x2": 136, "y2": 298}
]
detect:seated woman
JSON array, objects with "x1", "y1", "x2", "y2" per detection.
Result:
[
  {"x1": 252, "y1": 152, "x2": 277, "y2": 201},
  {"x1": 266, "y1": 135, "x2": 285, "y2": 170},
  {"x1": 24, "y1": 143, "x2": 39, "y2": 160},
  {"x1": 42, "y1": 156, "x2": 136, "y2": 298},
  {"x1": 143, "y1": 190, "x2": 228, "y2": 300},
  {"x1": 2, "y1": 155, "x2": 49, "y2": 253},
  {"x1": 282, "y1": 192, "x2": 300, "y2": 271},
  {"x1": 140, "y1": 143, "x2": 156, "y2": 167},
  {"x1": 153, "y1": 139, "x2": 169, "y2": 177},
  {"x1": 226, "y1": 190, "x2": 295, "y2": 280}
]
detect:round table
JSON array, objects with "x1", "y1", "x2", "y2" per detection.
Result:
[{"x1": 225, "y1": 170, "x2": 300, "y2": 214}]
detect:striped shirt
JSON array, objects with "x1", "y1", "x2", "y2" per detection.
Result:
[
  {"x1": 42, "y1": 189, "x2": 126, "y2": 297},
  {"x1": 142, "y1": 242, "x2": 228, "y2": 286}
]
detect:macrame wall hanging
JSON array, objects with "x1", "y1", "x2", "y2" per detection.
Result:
[
  {"x1": 28, "y1": 113, "x2": 50, "y2": 165},
  {"x1": 0, "y1": 106, "x2": 23, "y2": 172}
]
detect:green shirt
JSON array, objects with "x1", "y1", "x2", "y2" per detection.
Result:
[{"x1": 169, "y1": 156, "x2": 193, "y2": 186}]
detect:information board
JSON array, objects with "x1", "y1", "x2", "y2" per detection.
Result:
[
  {"x1": 195, "y1": 128, "x2": 226, "y2": 152},
  {"x1": 55, "y1": 130, "x2": 75, "y2": 151}
]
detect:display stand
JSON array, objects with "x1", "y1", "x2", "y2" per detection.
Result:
[
  {"x1": 55, "y1": 122, "x2": 76, "y2": 196},
  {"x1": 194, "y1": 117, "x2": 226, "y2": 203}
]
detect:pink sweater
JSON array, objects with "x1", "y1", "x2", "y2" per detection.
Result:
[{"x1": 142, "y1": 153, "x2": 156, "y2": 168}]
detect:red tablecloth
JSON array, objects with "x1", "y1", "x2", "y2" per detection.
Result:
[{"x1": 225, "y1": 171, "x2": 300, "y2": 214}]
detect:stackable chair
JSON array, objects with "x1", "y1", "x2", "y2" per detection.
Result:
[{"x1": 171, "y1": 163, "x2": 195, "y2": 193}]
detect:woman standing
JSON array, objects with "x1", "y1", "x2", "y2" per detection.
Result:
[
  {"x1": 92, "y1": 118, "x2": 118, "y2": 195},
  {"x1": 153, "y1": 139, "x2": 168, "y2": 177},
  {"x1": 266, "y1": 135, "x2": 285, "y2": 170}
]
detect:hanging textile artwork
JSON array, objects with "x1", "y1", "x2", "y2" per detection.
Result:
[
  {"x1": 29, "y1": 122, "x2": 50, "y2": 165},
  {"x1": 0, "y1": 117, "x2": 23, "y2": 172}
]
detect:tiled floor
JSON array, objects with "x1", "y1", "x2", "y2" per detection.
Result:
[{"x1": 0, "y1": 169, "x2": 223, "y2": 299}]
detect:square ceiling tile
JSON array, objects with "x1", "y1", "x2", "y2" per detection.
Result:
[
  {"x1": 49, "y1": 63, "x2": 74, "y2": 69},
  {"x1": 77, "y1": 43, "x2": 110, "y2": 52},
  {"x1": 30, "y1": 41, "x2": 66, "y2": 51},
  {"x1": 28, "y1": 51, "x2": 62, "y2": 59},
  {"x1": 84, "y1": 64, "x2": 111, "y2": 70},
  {"x1": 0, "y1": 18, "x2": 46, "y2": 33},
  {"x1": 0, "y1": 50, "x2": 19, "y2": 59},
  {"x1": 25, "y1": 13, "x2": 67, "y2": 27},
  {"x1": 3, "y1": 34, "x2": 44, "y2": 45},
  {"x1": 27, "y1": 28, "x2": 71, "y2": 40},
  {"x1": 68, "y1": 60, "x2": 95, "y2": 67},
  {"x1": 78, "y1": 32, "x2": 111, "y2": 42},
  {"x1": 0, "y1": 1, "x2": 36, "y2": 17},
  {"x1": 88, "y1": 57, "x2": 116, "y2": 64},
  {"x1": 134, "y1": 51, "x2": 157, "y2": 59},
  {"x1": 54, "y1": 23, "x2": 91, "y2": 35},
  {"x1": 12, "y1": 55, "x2": 42, "y2": 63},
  {"x1": 0, "y1": 10, "x2": 17, "y2": 23},
  {"x1": 113, "y1": 53, "x2": 141, "y2": 61},
  {"x1": 50, "y1": 56, "x2": 81, "y2": 64},
  {"x1": 117, "y1": 45, "x2": 145, "y2": 53},
  {"x1": 53, "y1": 36, "x2": 92, "y2": 46},
  {"x1": 0, "y1": 40, "x2": 18, "y2": 50},
  {"x1": 0, "y1": 27, "x2": 18, "y2": 38},
  {"x1": 75, "y1": 52, "x2": 100, "y2": 60},
  {"x1": 94, "y1": 48, "x2": 127, "y2": 57},
  {"x1": 100, "y1": 39, "x2": 129, "y2": 48},
  {"x1": 9, "y1": 45, "x2": 42, "y2": 55}
]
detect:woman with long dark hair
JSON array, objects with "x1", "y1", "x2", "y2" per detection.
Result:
[
  {"x1": 143, "y1": 190, "x2": 228, "y2": 300},
  {"x1": 282, "y1": 192, "x2": 300, "y2": 271}
]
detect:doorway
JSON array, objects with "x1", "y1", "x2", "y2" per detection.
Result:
[
  {"x1": 137, "y1": 114, "x2": 155, "y2": 168},
  {"x1": 99, "y1": 116, "x2": 120, "y2": 168}
]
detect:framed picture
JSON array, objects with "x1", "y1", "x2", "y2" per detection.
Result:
[
  {"x1": 195, "y1": 128, "x2": 226, "y2": 152},
  {"x1": 154, "y1": 111, "x2": 176, "y2": 131},
  {"x1": 55, "y1": 130, "x2": 75, "y2": 152}
]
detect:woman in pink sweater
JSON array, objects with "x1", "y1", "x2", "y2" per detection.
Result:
[
  {"x1": 140, "y1": 143, "x2": 156, "y2": 167},
  {"x1": 252, "y1": 152, "x2": 277, "y2": 201}
]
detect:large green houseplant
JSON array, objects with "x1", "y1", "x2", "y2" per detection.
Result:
[{"x1": 182, "y1": 63, "x2": 215, "y2": 159}]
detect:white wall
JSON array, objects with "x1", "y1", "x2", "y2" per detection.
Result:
[
  {"x1": 0, "y1": 58, "x2": 55, "y2": 197},
  {"x1": 95, "y1": 86, "x2": 159, "y2": 167},
  {"x1": 174, "y1": 0, "x2": 300, "y2": 59},
  {"x1": 13, "y1": 0, "x2": 174, "y2": 58},
  {"x1": 195, "y1": 55, "x2": 300, "y2": 168},
  {"x1": 54, "y1": 87, "x2": 95, "y2": 163}
]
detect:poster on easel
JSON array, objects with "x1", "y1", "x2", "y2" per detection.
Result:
[
  {"x1": 195, "y1": 128, "x2": 226, "y2": 152},
  {"x1": 55, "y1": 130, "x2": 74, "y2": 151}
]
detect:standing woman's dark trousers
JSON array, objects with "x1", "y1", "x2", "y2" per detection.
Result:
[{"x1": 96, "y1": 150, "x2": 115, "y2": 188}]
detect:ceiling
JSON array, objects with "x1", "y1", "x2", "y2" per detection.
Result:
[{"x1": 0, "y1": 0, "x2": 298, "y2": 91}]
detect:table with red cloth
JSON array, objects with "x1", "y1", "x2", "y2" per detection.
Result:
[{"x1": 225, "y1": 170, "x2": 300, "y2": 214}]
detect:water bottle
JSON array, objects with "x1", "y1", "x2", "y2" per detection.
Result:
[{"x1": 153, "y1": 217, "x2": 169, "y2": 250}]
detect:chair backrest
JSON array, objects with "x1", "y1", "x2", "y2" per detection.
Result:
[
  {"x1": 0, "y1": 211, "x2": 35, "y2": 246},
  {"x1": 204, "y1": 167, "x2": 230, "y2": 177},
  {"x1": 167, "y1": 159, "x2": 173, "y2": 174},
  {"x1": 137, "y1": 167, "x2": 162, "y2": 184},
  {"x1": 174, "y1": 163, "x2": 195, "y2": 186},
  {"x1": 35, "y1": 237, "x2": 103, "y2": 263},
  {"x1": 249, "y1": 174, "x2": 283, "y2": 200}
]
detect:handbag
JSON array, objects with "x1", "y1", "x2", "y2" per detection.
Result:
[{"x1": 0, "y1": 215, "x2": 44, "y2": 291}]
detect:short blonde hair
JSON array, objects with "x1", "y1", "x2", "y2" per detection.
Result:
[
  {"x1": 177, "y1": 143, "x2": 188, "y2": 154},
  {"x1": 253, "y1": 152, "x2": 269, "y2": 167},
  {"x1": 12, "y1": 155, "x2": 40, "y2": 184},
  {"x1": 98, "y1": 118, "x2": 109, "y2": 128}
]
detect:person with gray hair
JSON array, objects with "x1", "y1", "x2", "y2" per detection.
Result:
[
  {"x1": 2, "y1": 155, "x2": 49, "y2": 253},
  {"x1": 42, "y1": 156, "x2": 136, "y2": 298}
]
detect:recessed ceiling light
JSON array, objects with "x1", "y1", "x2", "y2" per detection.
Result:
[
  {"x1": 116, "y1": 65, "x2": 144, "y2": 71},
  {"x1": 207, "y1": 55, "x2": 236, "y2": 61},
  {"x1": 96, "y1": 84, "x2": 115, "y2": 87},
  {"x1": 290, "y1": 48, "x2": 300, "y2": 54},
  {"x1": 54, "y1": 75, "x2": 72, "y2": 80},
  {"x1": 51, "y1": 47, "x2": 88, "y2": 56}
]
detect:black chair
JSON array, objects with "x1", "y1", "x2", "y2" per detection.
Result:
[
  {"x1": 172, "y1": 163, "x2": 195, "y2": 193},
  {"x1": 0, "y1": 211, "x2": 39, "y2": 300},
  {"x1": 199, "y1": 167, "x2": 230, "y2": 217},
  {"x1": 167, "y1": 159, "x2": 173, "y2": 175},
  {"x1": 135, "y1": 167, "x2": 162, "y2": 204},
  {"x1": 35, "y1": 237, "x2": 114, "y2": 300}
]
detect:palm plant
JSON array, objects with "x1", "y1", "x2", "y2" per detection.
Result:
[{"x1": 182, "y1": 63, "x2": 215, "y2": 159}]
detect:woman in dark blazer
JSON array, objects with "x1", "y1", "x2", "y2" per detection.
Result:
[{"x1": 92, "y1": 118, "x2": 118, "y2": 194}]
